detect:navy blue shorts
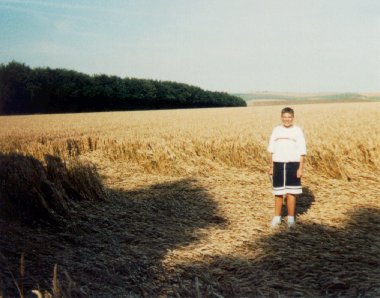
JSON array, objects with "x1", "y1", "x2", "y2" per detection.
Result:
[{"x1": 272, "y1": 162, "x2": 302, "y2": 195}]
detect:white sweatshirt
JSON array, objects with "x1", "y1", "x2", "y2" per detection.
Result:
[{"x1": 267, "y1": 125, "x2": 307, "y2": 162}]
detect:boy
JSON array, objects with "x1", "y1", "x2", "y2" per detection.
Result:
[{"x1": 268, "y1": 107, "x2": 306, "y2": 228}]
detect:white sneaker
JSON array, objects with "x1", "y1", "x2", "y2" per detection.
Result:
[
  {"x1": 287, "y1": 220, "x2": 296, "y2": 228},
  {"x1": 270, "y1": 217, "x2": 282, "y2": 228}
]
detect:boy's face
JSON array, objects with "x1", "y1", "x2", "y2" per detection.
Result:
[{"x1": 281, "y1": 112, "x2": 294, "y2": 127}]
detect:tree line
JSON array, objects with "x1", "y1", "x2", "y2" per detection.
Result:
[{"x1": 0, "y1": 61, "x2": 246, "y2": 115}]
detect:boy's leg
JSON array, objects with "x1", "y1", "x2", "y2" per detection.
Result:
[
  {"x1": 286, "y1": 194, "x2": 296, "y2": 227},
  {"x1": 271, "y1": 195, "x2": 283, "y2": 228},
  {"x1": 275, "y1": 195, "x2": 283, "y2": 216},
  {"x1": 286, "y1": 194, "x2": 296, "y2": 216}
]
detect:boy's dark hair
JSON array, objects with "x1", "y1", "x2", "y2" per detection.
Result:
[{"x1": 281, "y1": 107, "x2": 294, "y2": 116}]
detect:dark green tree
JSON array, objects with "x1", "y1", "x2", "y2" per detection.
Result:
[{"x1": 0, "y1": 61, "x2": 246, "y2": 115}]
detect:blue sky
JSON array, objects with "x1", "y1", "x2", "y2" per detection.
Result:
[{"x1": 0, "y1": 0, "x2": 379, "y2": 93}]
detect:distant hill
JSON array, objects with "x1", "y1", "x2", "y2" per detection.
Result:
[
  {"x1": 234, "y1": 92, "x2": 380, "y2": 105},
  {"x1": 0, "y1": 61, "x2": 246, "y2": 115},
  {"x1": 235, "y1": 92, "x2": 380, "y2": 101}
]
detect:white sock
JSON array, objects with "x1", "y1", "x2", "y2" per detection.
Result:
[
  {"x1": 273, "y1": 216, "x2": 281, "y2": 223},
  {"x1": 287, "y1": 216, "x2": 295, "y2": 223}
]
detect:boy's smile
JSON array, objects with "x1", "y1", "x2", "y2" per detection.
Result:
[{"x1": 281, "y1": 112, "x2": 294, "y2": 128}]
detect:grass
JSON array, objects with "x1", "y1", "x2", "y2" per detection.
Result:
[{"x1": 0, "y1": 102, "x2": 379, "y2": 297}]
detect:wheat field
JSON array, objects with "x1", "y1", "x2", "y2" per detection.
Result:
[{"x1": 0, "y1": 102, "x2": 379, "y2": 297}]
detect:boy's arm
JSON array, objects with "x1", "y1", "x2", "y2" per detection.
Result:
[
  {"x1": 297, "y1": 155, "x2": 305, "y2": 178},
  {"x1": 296, "y1": 127, "x2": 306, "y2": 178},
  {"x1": 268, "y1": 128, "x2": 276, "y2": 175},
  {"x1": 269, "y1": 154, "x2": 274, "y2": 175}
]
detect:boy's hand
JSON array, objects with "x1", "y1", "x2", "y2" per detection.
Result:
[
  {"x1": 269, "y1": 167, "x2": 273, "y2": 175},
  {"x1": 297, "y1": 168, "x2": 303, "y2": 178}
]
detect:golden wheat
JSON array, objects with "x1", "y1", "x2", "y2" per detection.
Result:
[
  {"x1": 0, "y1": 102, "x2": 379, "y2": 297},
  {"x1": 0, "y1": 102, "x2": 378, "y2": 179}
]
